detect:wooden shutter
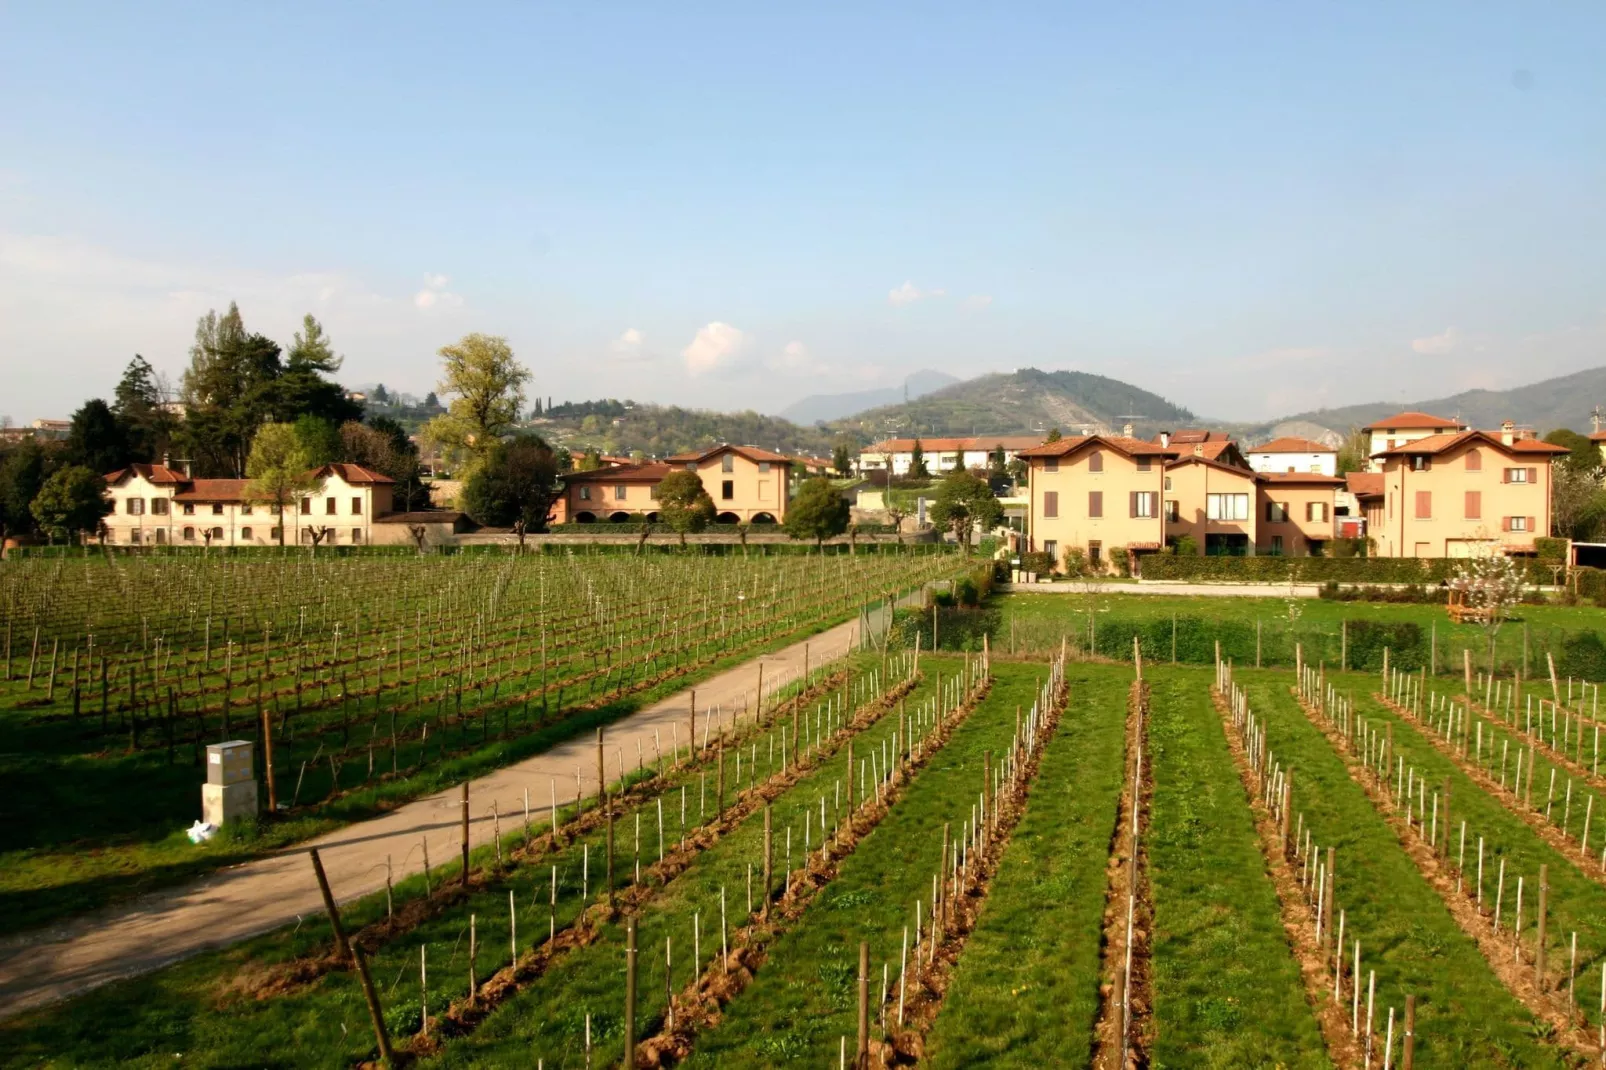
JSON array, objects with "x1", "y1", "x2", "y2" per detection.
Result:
[
  {"x1": 1528, "y1": 467, "x2": 1538, "y2": 484},
  {"x1": 1089, "y1": 491, "x2": 1103, "y2": 518},
  {"x1": 1464, "y1": 491, "x2": 1480, "y2": 519},
  {"x1": 1130, "y1": 491, "x2": 1139, "y2": 518},
  {"x1": 1414, "y1": 490, "x2": 1431, "y2": 519},
  {"x1": 1501, "y1": 515, "x2": 1511, "y2": 532},
  {"x1": 1528, "y1": 516, "x2": 1537, "y2": 533},
  {"x1": 1042, "y1": 491, "x2": 1058, "y2": 519}
]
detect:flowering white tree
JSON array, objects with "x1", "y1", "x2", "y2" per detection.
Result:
[{"x1": 1448, "y1": 545, "x2": 1526, "y2": 668}]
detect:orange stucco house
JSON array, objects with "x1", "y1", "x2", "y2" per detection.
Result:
[
  {"x1": 666, "y1": 445, "x2": 793, "y2": 524},
  {"x1": 1018, "y1": 434, "x2": 1175, "y2": 571}
]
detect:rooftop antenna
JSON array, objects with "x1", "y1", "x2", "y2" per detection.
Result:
[{"x1": 1592, "y1": 405, "x2": 1603, "y2": 433}]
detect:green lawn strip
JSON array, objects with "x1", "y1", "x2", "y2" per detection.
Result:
[
  {"x1": 674, "y1": 664, "x2": 1043, "y2": 1069},
  {"x1": 0, "y1": 600, "x2": 911, "y2": 938},
  {"x1": 1242, "y1": 671, "x2": 1570, "y2": 1068},
  {"x1": 1144, "y1": 667, "x2": 1333, "y2": 1070},
  {"x1": 391, "y1": 659, "x2": 968, "y2": 1068},
  {"x1": 920, "y1": 664, "x2": 1128, "y2": 1068},
  {"x1": 1345, "y1": 679, "x2": 1606, "y2": 1028},
  {"x1": 0, "y1": 657, "x2": 928, "y2": 1070}
]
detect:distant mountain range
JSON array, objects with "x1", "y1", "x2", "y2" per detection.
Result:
[{"x1": 779, "y1": 370, "x2": 959, "y2": 425}]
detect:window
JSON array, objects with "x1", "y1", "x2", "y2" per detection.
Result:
[
  {"x1": 1306, "y1": 501, "x2": 1329, "y2": 523},
  {"x1": 325, "y1": 497, "x2": 337, "y2": 515},
  {"x1": 1088, "y1": 451, "x2": 1103, "y2": 473},
  {"x1": 1206, "y1": 493, "x2": 1249, "y2": 521},
  {"x1": 1164, "y1": 476, "x2": 1172, "y2": 491},
  {"x1": 579, "y1": 485, "x2": 592, "y2": 500},
  {"x1": 240, "y1": 503, "x2": 252, "y2": 515},
  {"x1": 1042, "y1": 490, "x2": 1058, "y2": 518},
  {"x1": 183, "y1": 526, "x2": 195, "y2": 540},
  {"x1": 127, "y1": 498, "x2": 144, "y2": 515},
  {"x1": 1506, "y1": 516, "x2": 1531, "y2": 532},
  {"x1": 1270, "y1": 535, "x2": 1284, "y2": 555},
  {"x1": 1136, "y1": 457, "x2": 1151, "y2": 473},
  {"x1": 615, "y1": 485, "x2": 627, "y2": 500},
  {"x1": 721, "y1": 453, "x2": 734, "y2": 473},
  {"x1": 1465, "y1": 491, "x2": 1481, "y2": 520},
  {"x1": 1088, "y1": 490, "x2": 1103, "y2": 518},
  {"x1": 1042, "y1": 539, "x2": 1057, "y2": 561},
  {"x1": 685, "y1": 462, "x2": 697, "y2": 472},
  {"x1": 1266, "y1": 501, "x2": 1288, "y2": 523},
  {"x1": 1410, "y1": 456, "x2": 1430, "y2": 472},
  {"x1": 154, "y1": 528, "x2": 166, "y2": 544},
  {"x1": 271, "y1": 526, "x2": 282, "y2": 540},
  {"x1": 1044, "y1": 457, "x2": 1058, "y2": 473},
  {"x1": 1165, "y1": 499, "x2": 1179, "y2": 522},
  {"x1": 300, "y1": 498, "x2": 311, "y2": 514},
  {"x1": 1088, "y1": 540, "x2": 1102, "y2": 566},
  {"x1": 351, "y1": 528, "x2": 362, "y2": 544},
  {"x1": 1130, "y1": 491, "x2": 1157, "y2": 518},
  {"x1": 212, "y1": 503, "x2": 224, "y2": 515},
  {"x1": 241, "y1": 527, "x2": 253, "y2": 540},
  {"x1": 759, "y1": 462, "x2": 771, "y2": 473},
  {"x1": 270, "y1": 503, "x2": 282, "y2": 515},
  {"x1": 1504, "y1": 467, "x2": 1532, "y2": 484},
  {"x1": 212, "y1": 527, "x2": 224, "y2": 541},
  {"x1": 151, "y1": 498, "x2": 168, "y2": 516},
  {"x1": 1414, "y1": 491, "x2": 1431, "y2": 519},
  {"x1": 130, "y1": 528, "x2": 141, "y2": 544},
  {"x1": 1465, "y1": 449, "x2": 1482, "y2": 472},
  {"x1": 721, "y1": 480, "x2": 734, "y2": 500},
  {"x1": 352, "y1": 497, "x2": 362, "y2": 515}
]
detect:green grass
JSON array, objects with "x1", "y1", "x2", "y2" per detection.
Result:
[
  {"x1": 677, "y1": 664, "x2": 1046, "y2": 1068},
  {"x1": 921, "y1": 663, "x2": 1128, "y2": 1067},
  {"x1": 1348, "y1": 680, "x2": 1606, "y2": 1029},
  {"x1": 1146, "y1": 668, "x2": 1333, "y2": 1070},
  {"x1": 0, "y1": 656, "x2": 926, "y2": 1070},
  {"x1": 1241, "y1": 670, "x2": 1570, "y2": 1068}
]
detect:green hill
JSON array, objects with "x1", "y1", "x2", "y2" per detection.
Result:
[
  {"x1": 831, "y1": 368, "x2": 1197, "y2": 439},
  {"x1": 532, "y1": 399, "x2": 838, "y2": 458}
]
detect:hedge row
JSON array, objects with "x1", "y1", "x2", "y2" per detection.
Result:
[
  {"x1": 6, "y1": 541, "x2": 951, "y2": 561},
  {"x1": 548, "y1": 521, "x2": 898, "y2": 535},
  {"x1": 1139, "y1": 554, "x2": 1558, "y2": 585}
]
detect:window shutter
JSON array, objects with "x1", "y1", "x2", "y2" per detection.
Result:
[
  {"x1": 1089, "y1": 491, "x2": 1102, "y2": 518},
  {"x1": 1465, "y1": 491, "x2": 1480, "y2": 519},
  {"x1": 1528, "y1": 467, "x2": 1538, "y2": 484},
  {"x1": 1043, "y1": 491, "x2": 1057, "y2": 519},
  {"x1": 1528, "y1": 516, "x2": 1536, "y2": 533},
  {"x1": 1501, "y1": 515, "x2": 1511, "y2": 532}
]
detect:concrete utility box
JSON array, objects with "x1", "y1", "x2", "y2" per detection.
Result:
[{"x1": 203, "y1": 741, "x2": 258, "y2": 826}]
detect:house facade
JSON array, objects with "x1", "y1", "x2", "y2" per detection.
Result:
[
  {"x1": 1247, "y1": 437, "x2": 1338, "y2": 477},
  {"x1": 1369, "y1": 425, "x2": 1566, "y2": 557},
  {"x1": 1018, "y1": 435, "x2": 1173, "y2": 570},
  {"x1": 666, "y1": 445, "x2": 793, "y2": 523},
  {"x1": 860, "y1": 435, "x2": 1044, "y2": 476},
  {"x1": 102, "y1": 462, "x2": 395, "y2": 546},
  {"x1": 557, "y1": 462, "x2": 673, "y2": 523},
  {"x1": 1363, "y1": 411, "x2": 1465, "y2": 472},
  {"x1": 1255, "y1": 473, "x2": 1342, "y2": 556},
  {"x1": 1164, "y1": 456, "x2": 1259, "y2": 556}
]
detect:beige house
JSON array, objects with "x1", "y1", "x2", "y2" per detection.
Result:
[
  {"x1": 1164, "y1": 455, "x2": 1260, "y2": 555},
  {"x1": 557, "y1": 462, "x2": 673, "y2": 523},
  {"x1": 1362, "y1": 411, "x2": 1465, "y2": 472},
  {"x1": 1369, "y1": 424, "x2": 1566, "y2": 557},
  {"x1": 1018, "y1": 435, "x2": 1173, "y2": 571},
  {"x1": 666, "y1": 445, "x2": 793, "y2": 524},
  {"x1": 1255, "y1": 473, "x2": 1341, "y2": 555},
  {"x1": 103, "y1": 462, "x2": 395, "y2": 547}
]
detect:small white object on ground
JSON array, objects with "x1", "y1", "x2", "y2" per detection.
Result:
[{"x1": 187, "y1": 821, "x2": 217, "y2": 844}]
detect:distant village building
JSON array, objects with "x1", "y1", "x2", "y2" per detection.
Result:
[
  {"x1": 859, "y1": 435, "x2": 1044, "y2": 476},
  {"x1": 1246, "y1": 437, "x2": 1339, "y2": 478}
]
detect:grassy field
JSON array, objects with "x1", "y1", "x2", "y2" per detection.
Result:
[
  {"x1": 1146, "y1": 668, "x2": 1333, "y2": 1069},
  {"x1": 678, "y1": 664, "x2": 1042, "y2": 1067},
  {"x1": 1242, "y1": 671, "x2": 1570, "y2": 1067},
  {"x1": 920, "y1": 664, "x2": 1128, "y2": 1068},
  {"x1": 0, "y1": 552, "x2": 953, "y2": 935}
]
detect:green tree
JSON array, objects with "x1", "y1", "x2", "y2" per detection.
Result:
[
  {"x1": 832, "y1": 436, "x2": 855, "y2": 477},
  {"x1": 179, "y1": 304, "x2": 284, "y2": 476},
  {"x1": 422, "y1": 333, "x2": 531, "y2": 464},
  {"x1": 275, "y1": 315, "x2": 362, "y2": 429},
  {"x1": 988, "y1": 444, "x2": 1008, "y2": 479},
  {"x1": 461, "y1": 434, "x2": 561, "y2": 546},
  {"x1": 783, "y1": 477, "x2": 850, "y2": 551},
  {"x1": 0, "y1": 439, "x2": 51, "y2": 538},
  {"x1": 1335, "y1": 427, "x2": 1370, "y2": 476},
  {"x1": 577, "y1": 448, "x2": 604, "y2": 471},
  {"x1": 30, "y1": 465, "x2": 111, "y2": 544},
  {"x1": 341, "y1": 418, "x2": 430, "y2": 510},
  {"x1": 908, "y1": 438, "x2": 930, "y2": 479},
  {"x1": 1044, "y1": 428, "x2": 1062, "y2": 443},
  {"x1": 929, "y1": 469, "x2": 1003, "y2": 555},
  {"x1": 1544, "y1": 428, "x2": 1599, "y2": 475},
  {"x1": 66, "y1": 399, "x2": 130, "y2": 474},
  {"x1": 655, "y1": 470, "x2": 716, "y2": 547},
  {"x1": 245, "y1": 422, "x2": 315, "y2": 546},
  {"x1": 293, "y1": 414, "x2": 341, "y2": 467},
  {"x1": 113, "y1": 355, "x2": 175, "y2": 462}
]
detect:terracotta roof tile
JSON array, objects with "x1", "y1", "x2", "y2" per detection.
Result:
[
  {"x1": 863, "y1": 435, "x2": 1047, "y2": 454},
  {"x1": 666, "y1": 444, "x2": 794, "y2": 465},
  {"x1": 173, "y1": 479, "x2": 252, "y2": 503},
  {"x1": 563, "y1": 462, "x2": 673, "y2": 482},
  {"x1": 1373, "y1": 429, "x2": 1568, "y2": 458},
  {"x1": 1257, "y1": 471, "x2": 1344, "y2": 484},
  {"x1": 1251, "y1": 437, "x2": 1336, "y2": 454},
  {"x1": 1362, "y1": 410, "x2": 1464, "y2": 431},
  {"x1": 1018, "y1": 434, "x2": 1174, "y2": 460},
  {"x1": 1345, "y1": 472, "x2": 1384, "y2": 498}
]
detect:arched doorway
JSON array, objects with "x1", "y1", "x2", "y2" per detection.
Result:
[
  {"x1": 573, "y1": 511, "x2": 596, "y2": 524},
  {"x1": 716, "y1": 512, "x2": 740, "y2": 525},
  {"x1": 751, "y1": 512, "x2": 778, "y2": 525}
]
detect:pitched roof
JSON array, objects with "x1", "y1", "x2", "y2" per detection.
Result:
[
  {"x1": 563, "y1": 462, "x2": 673, "y2": 482},
  {"x1": 1164, "y1": 454, "x2": 1256, "y2": 478},
  {"x1": 173, "y1": 479, "x2": 252, "y2": 503},
  {"x1": 1345, "y1": 472, "x2": 1384, "y2": 498},
  {"x1": 1251, "y1": 437, "x2": 1336, "y2": 454},
  {"x1": 1162, "y1": 429, "x2": 1231, "y2": 445},
  {"x1": 1362, "y1": 411, "x2": 1464, "y2": 431},
  {"x1": 1257, "y1": 471, "x2": 1344, "y2": 485},
  {"x1": 311, "y1": 463, "x2": 395, "y2": 485},
  {"x1": 374, "y1": 510, "x2": 468, "y2": 525},
  {"x1": 104, "y1": 463, "x2": 188, "y2": 485},
  {"x1": 862, "y1": 435, "x2": 1046, "y2": 454},
  {"x1": 667, "y1": 444, "x2": 793, "y2": 465},
  {"x1": 1018, "y1": 434, "x2": 1175, "y2": 460},
  {"x1": 1372, "y1": 429, "x2": 1568, "y2": 459}
]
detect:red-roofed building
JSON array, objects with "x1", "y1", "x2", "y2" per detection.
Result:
[
  {"x1": 664, "y1": 444, "x2": 794, "y2": 523},
  {"x1": 1362, "y1": 411, "x2": 1466, "y2": 471},
  {"x1": 859, "y1": 435, "x2": 1046, "y2": 476},
  {"x1": 1017, "y1": 435, "x2": 1175, "y2": 570},
  {"x1": 1246, "y1": 437, "x2": 1338, "y2": 477}
]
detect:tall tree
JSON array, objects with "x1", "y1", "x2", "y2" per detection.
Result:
[
  {"x1": 245, "y1": 422, "x2": 315, "y2": 546},
  {"x1": 832, "y1": 436, "x2": 855, "y2": 477},
  {"x1": 1544, "y1": 428, "x2": 1599, "y2": 475},
  {"x1": 66, "y1": 399, "x2": 130, "y2": 474},
  {"x1": 422, "y1": 333, "x2": 530, "y2": 466},
  {"x1": 340, "y1": 417, "x2": 429, "y2": 510},
  {"x1": 655, "y1": 470, "x2": 716, "y2": 547},
  {"x1": 276, "y1": 315, "x2": 363, "y2": 428},
  {"x1": 783, "y1": 477, "x2": 851, "y2": 551},
  {"x1": 1335, "y1": 427, "x2": 1370, "y2": 475},
  {"x1": 30, "y1": 466, "x2": 111, "y2": 544},
  {"x1": 460, "y1": 434, "x2": 561, "y2": 547},
  {"x1": 293, "y1": 415, "x2": 341, "y2": 467},
  {"x1": 179, "y1": 304, "x2": 284, "y2": 477},
  {"x1": 113, "y1": 355, "x2": 175, "y2": 462},
  {"x1": 0, "y1": 439, "x2": 51, "y2": 538},
  {"x1": 908, "y1": 438, "x2": 930, "y2": 479},
  {"x1": 929, "y1": 469, "x2": 1003, "y2": 554}
]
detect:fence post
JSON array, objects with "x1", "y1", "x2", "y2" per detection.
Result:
[
  {"x1": 762, "y1": 803, "x2": 773, "y2": 919},
  {"x1": 624, "y1": 917, "x2": 637, "y2": 1069},
  {"x1": 857, "y1": 940, "x2": 870, "y2": 1068},
  {"x1": 1537, "y1": 863, "x2": 1549, "y2": 989},
  {"x1": 460, "y1": 782, "x2": 470, "y2": 886},
  {"x1": 1402, "y1": 994, "x2": 1416, "y2": 1070},
  {"x1": 309, "y1": 848, "x2": 352, "y2": 962},
  {"x1": 353, "y1": 947, "x2": 395, "y2": 1067}
]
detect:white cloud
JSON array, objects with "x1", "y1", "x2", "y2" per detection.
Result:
[
  {"x1": 1411, "y1": 327, "x2": 1461, "y2": 355},
  {"x1": 683, "y1": 321, "x2": 748, "y2": 375},
  {"x1": 888, "y1": 281, "x2": 925, "y2": 306},
  {"x1": 414, "y1": 272, "x2": 462, "y2": 310},
  {"x1": 768, "y1": 339, "x2": 815, "y2": 372},
  {"x1": 619, "y1": 327, "x2": 644, "y2": 347},
  {"x1": 610, "y1": 327, "x2": 653, "y2": 362},
  {"x1": 963, "y1": 294, "x2": 993, "y2": 311}
]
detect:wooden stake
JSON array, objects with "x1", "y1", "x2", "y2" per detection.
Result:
[
  {"x1": 309, "y1": 848, "x2": 352, "y2": 962},
  {"x1": 624, "y1": 917, "x2": 637, "y2": 1069},
  {"x1": 857, "y1": 940, "x2": 870, "y2": 1068},
  {"x1": 1537, "y1": 863, "x2": 1549, "y2": 988},
  {"x1": 460, "y1": 782, "x2": 470, "y2": 886},
  {"x1": 1402, "y1": 994, "x2": 1416, "y2": 1070},
  {"x1": 353, "y1": 946, "x2": 395, "y2": 1066}
]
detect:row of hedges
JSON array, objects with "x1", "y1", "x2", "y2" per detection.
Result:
[
  {"x1": 5, "y1": 541, "x2": 953, "y2": 560},
  {"x1": 1139, "y1": 554, "x2": 1559, "y2": 585},
  {"x1": 546, "y1": 521, "x2": 899, "y2": 535}
]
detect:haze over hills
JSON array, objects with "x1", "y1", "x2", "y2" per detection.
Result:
[
  {"x1": 829, "y1": 368, "x2": 1197, "y2": 440},
  {"x1": 779, "y1": 370, "x2": 959, "y2": 425}
]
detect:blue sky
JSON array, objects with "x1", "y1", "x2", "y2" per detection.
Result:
[{"x1": 3, "y1": 1, "x2": 1605, "y2": 424}]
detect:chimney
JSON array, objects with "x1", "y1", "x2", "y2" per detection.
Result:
[
  {"x1": 1160, "y1": 431, "x2": 1170, "y2": 448},
  {"x1": 161, "y1": 451, "x2": 170, "y2": 470},
  {"x1": 1500, "y1": 420, "x2": 1515, "y2": 446},
  {"x1": 1122, "y1": 422, "x2": 1134, "y2": 438}
]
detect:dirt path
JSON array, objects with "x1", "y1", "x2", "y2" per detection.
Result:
[{"x1": 0, "y1": 615, "x2": 874, "y2": 1020}]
